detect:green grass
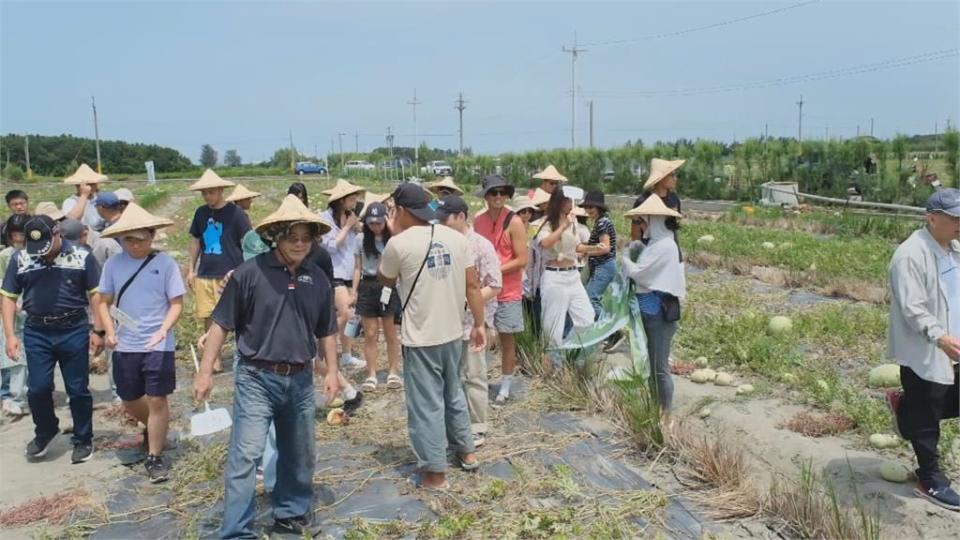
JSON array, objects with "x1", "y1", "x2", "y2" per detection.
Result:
[{"x1": 726, "y1": 205, "x2": 921, "y2": 243}]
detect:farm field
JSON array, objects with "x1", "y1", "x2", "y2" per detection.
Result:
[{"x1": 0, "y1": 176, "x2": 957, "y2": 539}]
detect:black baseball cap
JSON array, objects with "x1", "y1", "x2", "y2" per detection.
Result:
[
  {"x1": 24, "y1": 214, "x2": 59, "y2": 256},
  {"x1": 364, "y1": 202, "x2": 388, "y2": 224},
  {"x1": 435, "y1": 195, "x2": 470, "y2": 220},
  {"x1": 391, "y1": 183, "x2": 436, "y2": 222}
]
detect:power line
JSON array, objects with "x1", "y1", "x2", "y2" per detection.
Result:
[
  {"x1": 582, "y1": 48, "x2": 958, "y2": 100},
  {"x1": 580, "y1": 0, "x2": 819, "y2": 47}
]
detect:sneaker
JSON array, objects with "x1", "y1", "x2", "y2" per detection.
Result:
[
  {"x1": 341, "y1": 355, "x2": 367, "y2": 371},
  {"x1": 914, "y1": 482, "x2": 960, "y2": 511},
  {"x1": 885, "y1": 390, "x2": 903, "y2": 438},
  {"x1": 603, "y1": 331, "x2": 626, "y2": 353},
  {"x1": 144, "y1": 454, "x2": 170, "y2": 483},
  {"x1": 25, "y1": 433, "x2": 58, "y2": 459},
  {"x1": 2, "y1": 398, "x2": 23, "y2": 416},
  {"x1": 273, "y1": 515, "x2": 312, "y2": 535},
  {"x1": 71, "y1": 443, "x2": 94, "y2": 464},
  {"x1": 492, "y1": 393, "x2": 508, "y2": 408},
  {"x1": 343, "y1": 391, "x2": 364, "y2": 416},
  {"x1": 256, "y1": 467, "x2": 265, "y2": 482},
  {"x1": 473, "y1": 433, "x2": 486, "y2": 447}
]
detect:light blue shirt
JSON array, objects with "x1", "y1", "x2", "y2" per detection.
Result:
[
  {"x1": 62, "y1": 195, "x2": 106, "y2": 232},
  {"x1": 98, "y1": 250, "x2": 186, "y2": 352},
  {"x1": 321, "y1": 209, "x2": 359, "y2": 281},
  {"x1": 937, "y1": 248, "x2": 960, "y2": 339}
]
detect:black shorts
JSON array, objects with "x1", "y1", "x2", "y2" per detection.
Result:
[
  {"x1": 355, "y1": 278, "x2": 401, "y2": 319},
  {"x1": 112, "y1": 351, "x2": 176, "y2": 401}
]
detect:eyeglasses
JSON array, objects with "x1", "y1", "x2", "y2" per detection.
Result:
[{"x1": 488, "y1": 189, "x2": 511, "y2": 197}]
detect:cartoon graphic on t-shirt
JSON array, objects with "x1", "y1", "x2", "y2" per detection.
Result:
[
  {"x1": 202, "y1": 218, "x2": 224, "y2": 255},
  {"x1": 426, "y1": 241, "x2": 453, "y2": 280}
]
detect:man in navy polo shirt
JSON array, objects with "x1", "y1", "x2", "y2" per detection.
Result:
[
  {"x1": 1, "y1": 215, "x2": 105, "y2": 464},
  {"x1": 194, "y1": 195, "x2": 340, "y2": 538}
]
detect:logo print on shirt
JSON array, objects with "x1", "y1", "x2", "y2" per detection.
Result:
[
  {"x1": 298, "y1": 275, "x2": 313, "y2": 285},
  {"x1": 426, "y1": 241, "x2": 453, "y2": 280},
  {"x1": 202, "y1": 217, "x2": 224, "y2": 255}
]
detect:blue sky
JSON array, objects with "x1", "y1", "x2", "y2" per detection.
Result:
[{"x1": 2, "y1": 0, "x2": 958, "y2": 164}]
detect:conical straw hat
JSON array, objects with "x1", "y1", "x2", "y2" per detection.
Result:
[
  {"x1": 189, "y1": 169, "x2": 236, "y2": 191},
  {"x1": 320, "y1": 178, "x2": 351, "y2": 196},
  {"x1": 571, "y1": 206, "x2": 588, "y2": 218},
  {"x1": 325, "y1": 179, "x2": 365, "y2": 204},
  {"x1": 100, "y1": 202, "x2": 175, "y2": 239},
  {"x1": 510, "y1": 195, "x2": 539, "y2": 213},
  {"x1": 643, "y1": 158, "x2": 685, "y2": 191},
  {"x1": 35, "y1": 201, "x2": 65, "y2": 221},
  {"x1": 624, "y1": 193, "x2": 683, "y2": 219},
  {"x1": 63, "y1": 163, "x2": 108, "y2": 185},
  {"x1": 532, "y1": 165, "x2": 568, "y2": 183},
  {"x1": 226, "y1": 184, "x2": 262, "y2": 202},
  {"x1": 530, "y1": 187, "x2": 551, "y2": 207},
  {"x1": 255, "y1": 195, "x2": 331, "y2": 238},
  {"x1": 427, "y1": 176, "x2": 464, "y2": 195}
]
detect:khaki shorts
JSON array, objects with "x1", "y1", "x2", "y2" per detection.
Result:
[{"x1": 194, "y1": 277, "x2": 223, "y2": 320}]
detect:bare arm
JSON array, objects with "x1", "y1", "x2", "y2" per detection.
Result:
[
  {"x1": 539, "y1": 217, "x2": 571, "y2": 250},
  {"x1": 95, "y1": 293, "x2": 117, "y2": 345},
  {"x1": 199, "y1": 323, "x2": 228, "y2": 375},
  {"x1": 1, "y1": 296, "x2": 16, "y2": 341},
  {"x1": 188, "y1": 238, "x2": 200, "y2": 284},
  {"x1": 145, "y1": 297, "x2": 184, "y2": 349},
  {"x1": 465, "y1": 266, "x2": 487, "y2": 350},
  {"x1": 501, "y1": 217, "x2": 530, "y2": 274},
  {"x1": 65, "y1": 185, "x2": 93, "y2": 221},
  {"x1": 481, "y1": 286, "x2": 501, "y2": 303}
]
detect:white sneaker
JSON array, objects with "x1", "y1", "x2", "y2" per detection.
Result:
[
  {"x1": 341, "y1": 356, "x2": 367, "y2": 370},
  {"x1": 473, "y1": 433, "x2": 486, "y2": 447},
  {"x1": 2, "y1": 399, "x2": 23, "y2": 416}
]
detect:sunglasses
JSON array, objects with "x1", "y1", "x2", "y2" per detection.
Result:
[{"x1": 488, "y1": 189, "x2": 511, "y2": 197}]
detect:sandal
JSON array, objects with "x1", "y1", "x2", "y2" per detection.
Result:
[
  {"x1": 408, "y1": 473, "x2": 449, "y2": 492},
  {"x1": 457, "y1": 453, "x2": 480, "y2": 472},
  {"x1": 361, "y1": 377, "x2": 378, "y2": 392},
  {"x1": 386, "y1": 373, "x2": 403, "y2": 390}
]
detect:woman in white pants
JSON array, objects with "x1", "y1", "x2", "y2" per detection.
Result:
[{"x1": 536, "y1": 190, "x2": 595, "y2": 368}]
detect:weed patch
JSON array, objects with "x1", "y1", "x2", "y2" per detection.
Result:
[{"x1": 782, "y1": 412, "x2": 857, "y2": 438}]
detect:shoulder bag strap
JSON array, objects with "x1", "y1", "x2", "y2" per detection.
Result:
[
  {"x1": 116, "y1": 251, "x2": 158, "y2": 308},
  {"x1": 401, "y1": 225, "x2": 435, "y2": 313}
]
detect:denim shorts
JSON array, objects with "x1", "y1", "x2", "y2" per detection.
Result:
[
  {"x1": 494, "y1": 300, "x2": 525, "y2": 333},
  {"x1": 113, "y1": 351, "x2": 176, "y2": 401}
]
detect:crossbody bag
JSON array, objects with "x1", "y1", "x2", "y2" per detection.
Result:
[{"x1": 400, "y1": 225, "x2": 435, "y2": 313}]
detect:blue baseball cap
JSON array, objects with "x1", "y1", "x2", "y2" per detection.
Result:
[
  {"x1": 95, "y1": 192, "x2": 124, "y2": 209},
  {"x1": 926, "y1": 188, "x2": 960, "y2": 218}
]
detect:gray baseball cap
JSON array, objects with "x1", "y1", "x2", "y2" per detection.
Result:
[{"x1": 926, "y1": 188, "x2": 960, "y2": 217}]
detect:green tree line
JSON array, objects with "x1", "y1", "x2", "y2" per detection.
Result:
[{"x1": 1, "y1": 133, "x2": 193, "y2": 177}]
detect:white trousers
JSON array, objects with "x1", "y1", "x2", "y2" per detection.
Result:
[{"x1": 540, "y1": 269, "x2": 594, "y2": 352}]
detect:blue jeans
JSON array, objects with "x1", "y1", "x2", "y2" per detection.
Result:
[
  {"x1": 23, "y1": 323, "x2": 92, "y2": 445},
  {"x1": 221, "y1": 364, "x2": 315, "y2": 539},
  {"x1": 585, "y1": 258, "x2": 617, "y2": 320},
  {"x1": 262, "y1": 422, "x2": 278, "y2": 492}
]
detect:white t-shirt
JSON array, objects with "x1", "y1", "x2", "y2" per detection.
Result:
[
  {"x1": 937, "y1": 249, "x2": 960, "y2": 340},
  {"x1": 380, "y1": 224, "x2": 472, "y2": 347}
]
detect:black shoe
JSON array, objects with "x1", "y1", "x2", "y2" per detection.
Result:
[
  {"x1": 71, "y1": 442, "x2": 94, "y2": 464},
  {"x1": 25, "y1": 432, "x2": 59, "y2": 459},
  {"x1": 343, "y1": 391, "x2": 364, "y2": 416},
  {"x1": 603, "y1": 331, "x2": 626, "y2": 353},
  {"x1": 145, "y1": 454, "x2": 170, "y2": 484},
  {"x1": 914, "y1": 482, "x2": 960, "y2": 511},
  {"x1": 273, "y1": 515, "x2": 312, "y2": 534}
]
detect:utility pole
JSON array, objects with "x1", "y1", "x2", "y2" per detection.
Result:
[
  {"x1": 764, "y1": 123, "x2": 768, "y2": 140},
  {"x1": 386, "y1": 127, "x2": 394, "y2": 156},
  {"x1": 288, "y1": 129, "x2": 296, "y2": 172},
  {"x1": 455, "y1": 92, "x2": 467, "y2": 157},
  {"x1": 314, "y1": 143, "x2": 318, "y2": 161},
  {"x1": 796, "y1": 95, "x2": 804, "y2": 142},
  {"x1": 588, "y1": 100, "x2": 594, "y2": 148},
  {"x1": 824, "y1": 125, "x2": 829, "y2": 140},
  {"x1": 856, "y1": 124, "x2": 860, "y2": 137},
  {"x1": 870, "y1": 117, "x2": 875, "y2": 137},
  {"x1": 407, "y1": 89, "x2": 422, "y2": 164},
  {"x1": 946, "y1": 117, "x2": 952, "y2": 131},
  {"x1": 337, "y1": 132, "x2": 346, "y2": 170},
  {"x1": 91, "y1": 96, "x2": 102, "y2": 173},
  {"x1": 24, "y1": 135, "x2": 32, "y2": 179},
  {"x1": 354, "y1": 131, "x2": 359, "y2": 153},
  {"x1": 562, "y1": 33, "x2": 587, "y2": 149}
]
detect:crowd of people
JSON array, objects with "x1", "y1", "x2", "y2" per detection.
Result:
[{"x1": 0, "y1": 160, "x2": 957, "y2": 536}]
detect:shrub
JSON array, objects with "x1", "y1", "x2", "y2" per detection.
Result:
[{"x1": 3, "y1": 163, "x2": 24, "y2": 181}]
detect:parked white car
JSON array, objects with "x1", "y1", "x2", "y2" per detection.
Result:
[
  {"x1": 421, "y1": 160, "x2": 453, "y2": 175},
  {"x1": 345, "y1": 160, "x2": 376, "y2": 171}
]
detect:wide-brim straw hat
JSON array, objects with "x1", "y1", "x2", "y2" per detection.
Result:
[
  {"x1": 571, "y1": 206, "x2": 588, "y2": 218},
  {"x1": 325, "y1": 179, "x2": 365, "y2": 203},
  {"x1": 63, "y1": 163, "x2": 108, "y2": 185},
  {"x1": 35, "y1": 201, "x2": 65, "y2": 221},
  {"x1": 530, "y1": 188, "x2": 551, "y2": 207},
  {"x1": 624, "y1": 193, "x2": 683, "y2": 219},
  {"x1": 190, "y1": 169, "x2": 236, "y2": 191},
  {"x1": 256, "y1": 195, "x2": 331, "y2": 239},
  {"x1": 510, "y1": 196, "x2": 539, "y2": 213},
  {"x1": 532, "y1": 165, "x2": 568, "y2": 183},
  {"x1": 226, "y1": 184, "x2": 262, "y2": 202},
  {"x1": 427, "y1": 176, "x2": 464, "y2": 196},
  {"x1": 100, "y1": 203, "x2": 175, "y2": 239},
  {"x1": 643, "y1": 158, "x2": 685, "y2": 191}
]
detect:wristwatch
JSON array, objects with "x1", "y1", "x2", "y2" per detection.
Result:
[{"x1": 92, "y1": 329, "x2": 106, "y2": 338}]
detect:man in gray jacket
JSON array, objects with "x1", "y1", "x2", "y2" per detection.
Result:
[{"x1": 887, "y1": 188, "x2": 960, "y2": 511}]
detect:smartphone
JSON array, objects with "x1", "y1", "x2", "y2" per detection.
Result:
[{"x1": 354, "y1": 201, "x2": 365, "y2": 216}]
